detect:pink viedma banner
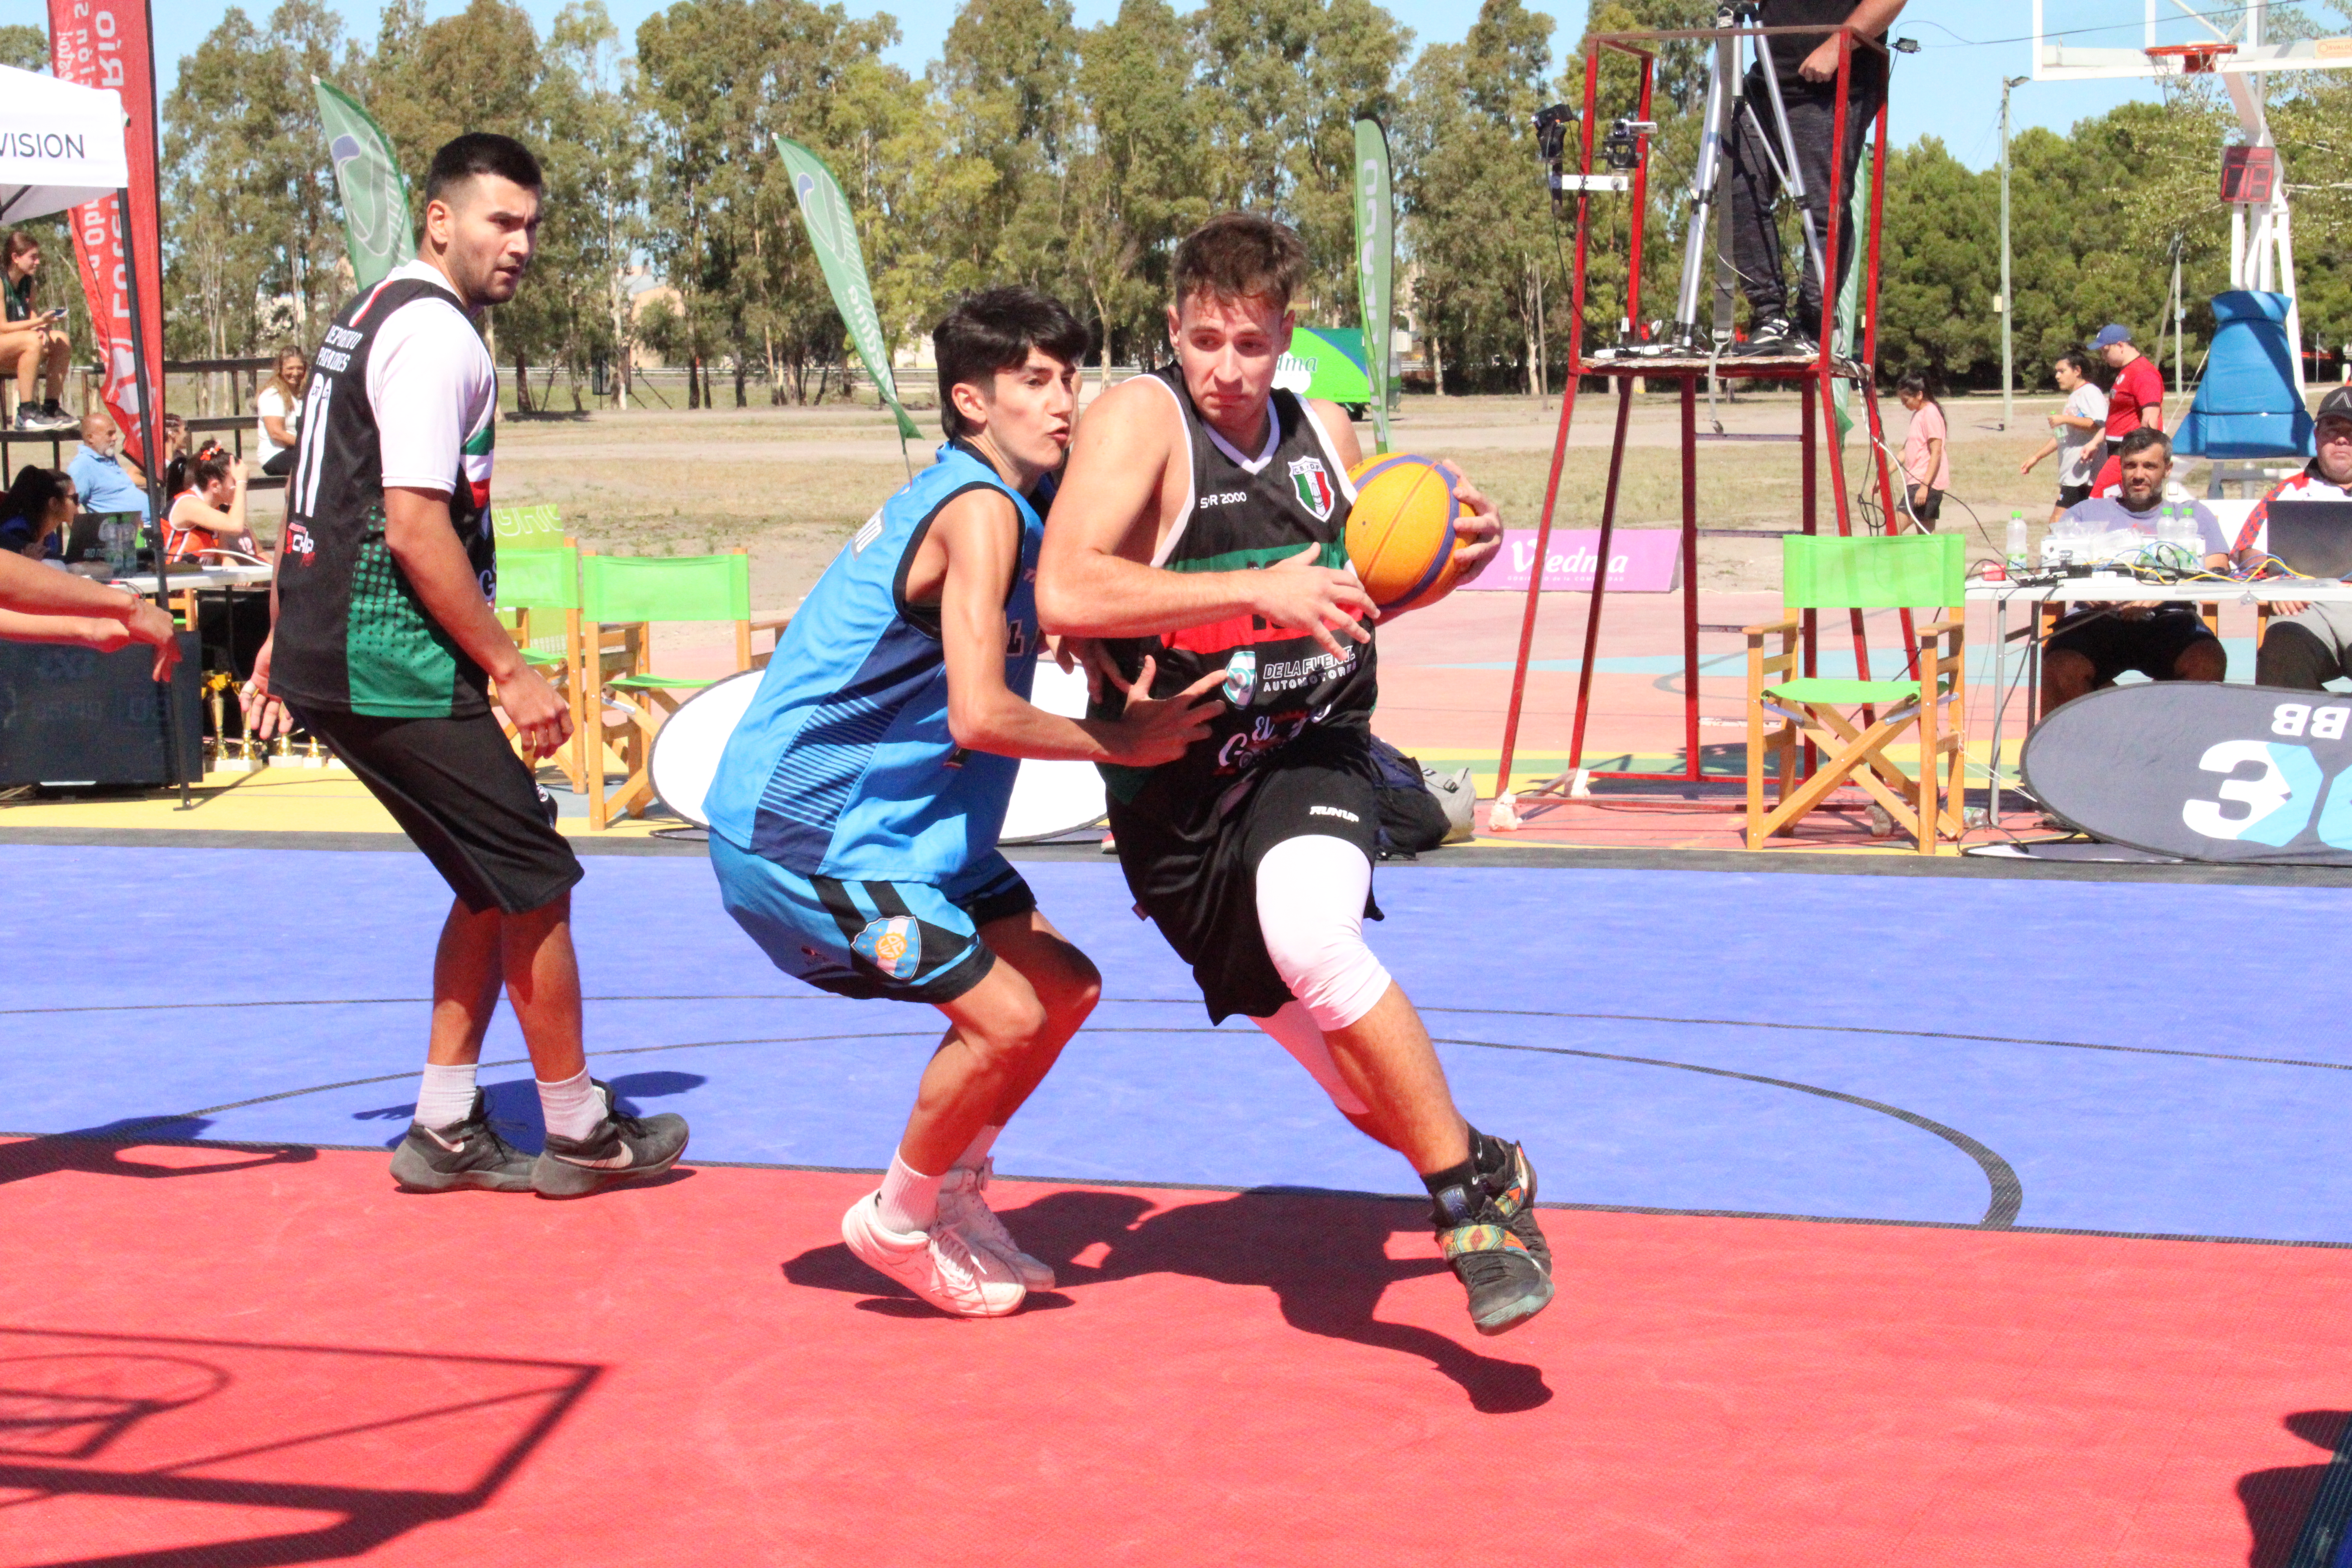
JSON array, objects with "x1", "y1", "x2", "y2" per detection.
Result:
[
  {"x1": 1464, "y1": 528, "x2": 1683, "y2": 593},
  {"x1": 48, "y1": 0, "x2": 164, "y2": 467}
]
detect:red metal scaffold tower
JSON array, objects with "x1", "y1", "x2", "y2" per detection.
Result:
[{"x1": 1490, "y1": 21, "x2": 1908, "y2": 830}]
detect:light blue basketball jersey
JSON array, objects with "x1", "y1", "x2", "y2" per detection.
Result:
[{"x1": 704, "y1": 441, "x2": 1046, "y2": 880}]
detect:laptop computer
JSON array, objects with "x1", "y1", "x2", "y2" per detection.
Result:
[
  {"x1": 2262, "y1": 500, "x2": 2352, "y2": 579},
  {"x1": 60, "y1": 511, "x2": 124, "y2": 564}
]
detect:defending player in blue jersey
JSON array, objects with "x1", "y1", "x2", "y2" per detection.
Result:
[{"x1": 704, "y1": 288, "x2": 1221, "y2": 1318}]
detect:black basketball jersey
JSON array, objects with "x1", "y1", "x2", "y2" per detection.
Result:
[
  {"x1": 271, "y1": 274, "x2": 497, "y2": 719},
  {"x1": 1093, "y1": 365, "x2": 1376, "y2": 804}
]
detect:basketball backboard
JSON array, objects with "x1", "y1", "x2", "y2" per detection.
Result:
[{"x1": 2031, "y1": 0, "x2": 2352, "y2": 80}]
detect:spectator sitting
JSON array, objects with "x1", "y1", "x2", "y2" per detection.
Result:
[
  {"x1": 2246, "y1": 386, "x2": 2352, "y2": 690},
  {"x1": 2040, "y1": 428, "x2": 2229, "y2": 713},
  {"x1": 2018, "y1": 348, "x2": 2109, "y2": 523},
  {"x1": 158, "y1": 412, "x2": 192, "y2": 497},
  {"x1": 255, "y1": 346, "x2": 307, "y2": 477},
  {"x1": 68, "y1": 405, "x2": 156, "y2": 524},
  {"x1": 0, "y1": 465, "x2": 76, "y2": 559},
  {"x1": 1896, "y1": 372, "x2": 1949, "y2": 528},
  {"x1": 0, "y1": 231, "x2": 75, "y2": 432},
  {"x1": 162, "y1": 452, "x2": 258, "y2": 563},
  {"x1": 2086, "y1": 323, "x2": 2164, "y2": 498}
]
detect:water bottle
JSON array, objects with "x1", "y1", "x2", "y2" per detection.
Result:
[{"x1": 2006, "y1": 511, "x2": 2029, "y2": 572}]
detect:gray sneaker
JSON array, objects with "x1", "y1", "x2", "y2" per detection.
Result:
[
  {"x1": 532, "y1": 1079, "x2": 688, "y2": 1198},
  {"x1": 15, "y1": 407, "x2": 77, "y2": 432},
  {"x1": 388, "y1": 1088, "x2": 535, "y2": 1192}
]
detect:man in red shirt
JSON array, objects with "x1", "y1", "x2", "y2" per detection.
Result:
[{"x1": 2088, "y1": 323, "x2": 2164, "y2": 497}]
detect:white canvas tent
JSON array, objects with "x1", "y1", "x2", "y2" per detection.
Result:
[{"x1": 0, "y1": 64, "x2": 130, "y2": 223}]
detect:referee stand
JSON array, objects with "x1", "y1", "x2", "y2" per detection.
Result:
[{"x1": 1489, "y1": 15, "x2": 1909, "y2": 831}]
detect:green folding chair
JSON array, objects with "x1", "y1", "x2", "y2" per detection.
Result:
[
  {"x1": 494, "y1": 539, "x2": 586, "y2": 789},
  {"x1": 1745, "y1": 534, "x2": 1968, "y2": 854},
  {"x1": 581, "y1": 550, "x2": 786, "y2": 828}
]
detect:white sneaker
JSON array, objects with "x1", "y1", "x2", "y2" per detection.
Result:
[
  {"x1": 840, "y1": 1191, "x2": 1027, "y2": 1318},
  {"x1": 939, "y1": 1160, "x2": 1055, "y2": 1290}
]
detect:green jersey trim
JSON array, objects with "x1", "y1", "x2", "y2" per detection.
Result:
[
  {"x1": 345, "y1": 534, "x2": 466, "y2": 716},
  {"x1": 1164, "y1": 539, "x2": 1347, "y2": 574}
]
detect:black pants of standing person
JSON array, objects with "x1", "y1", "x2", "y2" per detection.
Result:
[{"x1": 1725, "y1": 70, "x2": 1880, "y2": 339}]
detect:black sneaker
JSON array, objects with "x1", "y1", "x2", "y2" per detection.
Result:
[
  {"x1": 1732, "y1": 316, "x2": 1815, "y2": 358},
  {"x1": 1433, "y1": 1183, "x2": 1555, "y2": 1337},
  {"x1": 1476, "y1": 1136, "x2": 1553, "y2": 1276},
  {"x1": 532, "y1": 1079, "x2": 689, "y2": 1198},
  {"x1": 388, "y1": 1088, "x2": 536, "y2": 1192}
]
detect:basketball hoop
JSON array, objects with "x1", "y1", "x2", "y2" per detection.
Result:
[{"x1": 2145, "y1": 42, "x2": 2236, "y2": 74}]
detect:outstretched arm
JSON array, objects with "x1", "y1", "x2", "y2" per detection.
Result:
[
  {"x1": 1037, "y1": 379, "x2": 1376, "y2": 659},
  {"x1": 0, "y1": 553, "x2": 181, "y2": 679},
  {"x1": 929, "y1": 488, "x2": 1219, "y2": 766}
]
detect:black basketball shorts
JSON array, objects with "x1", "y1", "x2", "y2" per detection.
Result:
[
  {"x1": 293, "y1": 705, "x2": 584, "y2": 915},
  {"x1": 1109, "y1": 728, "x2": 1383, "y2": 1024},
  {"x1": 2045, "y1": 606, "x2": 2220, "y2": 686}
]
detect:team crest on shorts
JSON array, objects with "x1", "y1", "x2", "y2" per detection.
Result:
[
  {"x1": 1288, "y1": 456, "x2": 1336, "y2": 521},
  {"x1": 853, "y1": 915, "x2": 922, "y2": 980},
  {"x1": 1223, "y1": 647, "x2": 1259, "y2": 706}
]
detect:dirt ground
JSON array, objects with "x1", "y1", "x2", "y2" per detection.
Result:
[{"x1": 488, "y1": 386, "x2": 2145, "y2": 610}]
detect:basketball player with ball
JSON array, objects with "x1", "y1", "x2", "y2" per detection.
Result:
[{"x1": 1040, "y1": 212, "x2": 1554, "y2": 1336}]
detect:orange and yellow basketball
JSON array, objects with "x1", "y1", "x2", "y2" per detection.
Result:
[{"x1": 1346, "y1": 454, "x2": 1462, "y2": 612}]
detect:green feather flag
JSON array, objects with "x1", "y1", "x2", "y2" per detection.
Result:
[
  {"x1": 776, "y1": 136, "x2": 921, "y2": 453},
  {"x1": 314, "y1": 79, "x2": 415, "y2": 292},
  {"x1": 1352, "y1": 118, "x2": 1396, "y2": 456}
]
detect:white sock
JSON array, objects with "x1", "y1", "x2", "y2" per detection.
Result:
[
  {"x1": 953, "y1": 1124, "x2": 1002, "y2": 1172},
  {"x1": 876, "y1": 1152, "x2": 944, "y2": 1234},
  {"x1": 537, "y1": 1068, "x2": 605, "y2": 1143},
  {"x1": 415, "y1": 1061, "x2": 480, "y2": 1130}
]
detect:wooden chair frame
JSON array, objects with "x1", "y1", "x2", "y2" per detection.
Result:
[{"x1": 1745, "y1": 611, "x2": 1968, "y2": 855}]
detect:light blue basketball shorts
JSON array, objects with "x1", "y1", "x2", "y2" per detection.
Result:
[{"x1": 710, "y1": 837, "x2": 1036, "y2": 1004}]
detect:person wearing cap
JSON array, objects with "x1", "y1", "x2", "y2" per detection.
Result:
[
  {"x1": 2247, "y1": 386, "x2": 2352, "y2": 689},
  {"x1": 2087, "y1": 324, "x2": 2165, "y2": 498}
]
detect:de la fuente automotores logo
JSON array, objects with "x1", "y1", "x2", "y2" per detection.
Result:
[{"x1": 2183, "y1": 700, "x2": 2352, "y2": 848}]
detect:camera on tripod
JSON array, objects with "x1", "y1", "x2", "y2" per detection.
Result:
[
  {"x1": 1532, "y1": 103, "x2": 1577, "y2": 207},
  {"x1": 1601, "y1": 119, "x2": 1655, "y2": 173}
]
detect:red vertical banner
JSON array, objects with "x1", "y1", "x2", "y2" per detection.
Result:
[{"x1": 47, "y1": 0, "x2": 163, "y2": 466}]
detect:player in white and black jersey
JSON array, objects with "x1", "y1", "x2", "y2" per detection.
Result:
[
  {"x1": 243, "y1": 134, "x2": 686, "y2": 1199},
  {"x1": 1041, "y1": 213, "x2": 1554, "y2": 1338}
]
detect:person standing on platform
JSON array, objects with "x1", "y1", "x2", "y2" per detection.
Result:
[
  {"x1": 1725, "y1": 0, "x2": 1909, "y2": 357},
  {"x1": 2019, "y1": 349, "x2": 2108, "y2": 523},
  {"x1": 2087, "y1": 324, "x2": 2164, "y2": 496},
  {"x1": 241, "y1": 132, "x2": 689, "y2": 1199},
  {"x1": 1038, "y1": 213, "x2": 1554, "y2": 1340},
  {"x1": 2245, "y1": 387, "x2": 2352, "y2": 689},
  {"x1": 1895, "y1": 372, "x2": 1949, "y2": 528}
]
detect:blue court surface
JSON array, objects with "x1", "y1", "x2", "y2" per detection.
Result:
[{"x1": 5, "y1": 843, "x2": 2348, "y2": 1247}]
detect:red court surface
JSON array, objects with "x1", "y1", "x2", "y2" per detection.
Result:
[{"x1": 3, "y1": 1139, "x2": 2343, "y2": 1567}]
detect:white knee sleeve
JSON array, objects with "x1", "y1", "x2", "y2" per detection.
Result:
[
  {"x1": 1254, "y1": 834, "x2": 1392, "y2": 1034},
  {"x1": 1252, "y1": 1000, "x2": 1371, "y2": 1116}
]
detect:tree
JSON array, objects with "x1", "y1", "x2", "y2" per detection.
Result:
[
  {"x1": 1192, "y1": 0, "x2": 1408, "y2": 323},
  {"x1": 1062, "y1": 0, "x2": 1209, "y2": 361}
]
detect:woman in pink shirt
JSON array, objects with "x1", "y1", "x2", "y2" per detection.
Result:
[{"x1": 1897, "y1": 372, "x2": 1952, "y2": 528}]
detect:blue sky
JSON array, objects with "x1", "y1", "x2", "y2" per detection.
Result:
[{"x1": 16, "y1": 0, "x2": 2195, "y2": 173}]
